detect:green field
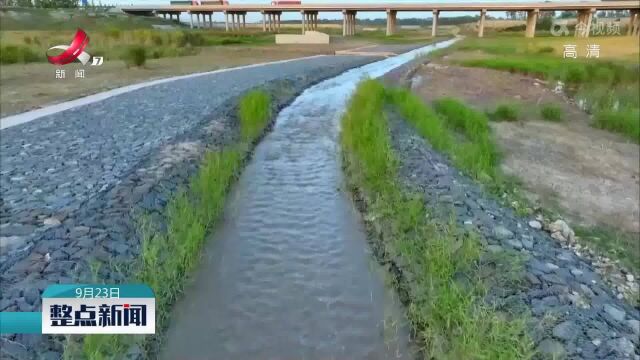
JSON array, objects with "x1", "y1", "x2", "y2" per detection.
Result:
[{"x1": 438, "y1": 36, "x2": 640, "y2": 143}]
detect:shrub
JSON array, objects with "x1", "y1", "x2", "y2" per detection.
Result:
[
  {"x1": 176, "y1": 31, "x2": 205, "y2": 47},
  {"x1": 0, "y1": 45, "x2": 40, "y2": 64},
  {"x1": 105, "y1": 27, "x2": 121, "y2": 39},
  {"x1": 593, "y1": 108, "x2": 640, "y2": 144},
  {"x1": 151, "y1": 33, "x2": 164, "y2": 46},
  {"x1": 121, "y1": 46, "x2": 146, "y2": 67},
  {"x1": 537, "y1": 46, "x2": 554, "y2": 54},
  {"x1": 563, "y1": 66, "x2": 588, "y2": 84},
  {"x1": 23, "y1": 36, "x2": 32, "y2": 44},
  {"x1": 540, "y1": 103, "x2": 564, "y2": 122},
  {"x1": 490, "y1": 103, "x2": 519, "y2": 122}
]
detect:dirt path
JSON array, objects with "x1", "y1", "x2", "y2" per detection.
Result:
[{"x1": 410, "y1": 63, "x2": 640, "y2": 236}]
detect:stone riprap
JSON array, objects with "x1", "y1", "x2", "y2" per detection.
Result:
[
  {"x1": 0, "y1": 55, "x2": 375, "y2": 359},
  {"x1": 387, "y1": 113, "x2": 640, "y2": 360}
]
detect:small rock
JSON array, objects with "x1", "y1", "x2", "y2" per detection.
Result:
[
  {"x1": 521, "y1": 238, "x2": 534, "y2": 250},
  {"x1": 592, "y1": 338, "x2": 602, "y2": 347},
  {"x1": 69, "y1": 226, "x2": 91, "y2": 238},
  {"x1": 507, "y1": 239, "x2": 523, "y2": 249},
  {"x1": 528, "y1": 220, "x2": 542, "y2": 230},
  {"x1": 571, "y1": 268, "x2": 584, "y2": 276},
  {"x1": 487, "y1": 245, "x2": 503, "y2": 253},
  {"x1": 551, "y1": 231, "x2": 566, "y2": 242},
  {"x1": 536, "y1": 338, "x2": 566, "y2": 359},
  {"x1": 609, "y1": 337, "x2": 635, "y2": 356},
  {"x1": 43, "y1": 218, "x2": 62, "y2": 226},
  {"x1": 626, "y1": 274, "x2": 635, "y2": 282},
  {"x1": 546, "y1": 262, "x2": 559, "y2": 271},
  {"x1": 526, "y1": 273, "x2": 541, "y2": 285},
  {"x1": 23, "y1": 288, "x2": 40, "y2": 305},
  {"x1": 553, "y1": 321, "x2": 577, "y2": 341},
  {"x1": 548, "y1": 219, "x2": 575, "y2": 243},
  {"x1": 627, "y1": 319, "x2": 640, "y2": 335},
  {"x1": 0, "y1": 236, "x2": 27, "y2": 252},
  {"x1": 603, "y1": 304, "x2": 626, "y2": 322},
  {"x1": 493, "y1": 225, "x2": 514, "y2": 239},
  {"x1": 463, "y1": 220, "x2": 473, "y2": 225}
]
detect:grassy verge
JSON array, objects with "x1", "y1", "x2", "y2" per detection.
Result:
[
  {"x1": 438, "y1": 36, "x2": 640, "y2": 143},
  {"x1": 0, "y1": 29, "x2": 275, "y2": 64},
  {"x1": 77, "y1": 90, "x2": 272, "y2": 359},
  {"x1": 341, "y1": 79, "x2": 532, "y2": 359}
]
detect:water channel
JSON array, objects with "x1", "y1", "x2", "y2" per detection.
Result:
[{"x1": 162, "y1": 38, "x2": 458, "y2": 359}]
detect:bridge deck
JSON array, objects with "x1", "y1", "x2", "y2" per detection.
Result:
[{"x1": 123, "y1": 1, "x2": 640, "y2": 13}]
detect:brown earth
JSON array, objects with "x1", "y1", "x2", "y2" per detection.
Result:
[
  {"x1": 410, "y1": 63, "x2": 640, "y2": 235},
  {"x1": 0, "y1": 39, "x2": 375, "y2": 117}
]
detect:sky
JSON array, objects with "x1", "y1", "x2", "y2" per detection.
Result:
[{"x1": 108, "y1": 0, "x2": 599, "y2": 21}]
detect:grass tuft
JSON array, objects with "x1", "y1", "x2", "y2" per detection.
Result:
[
  {"x1": 121, "y1": 45, "x2": 147, "y2": 68},
  {"x1": 239, "y1": 90, "x2": 271, "y2": 141},
  {"x1": 490, "y1": 103, "x2": 520, "y2": 122},
  {"x1": 540, "y1": 103, "x2": 564, "y2": 122},
  {"x1": 593, "y1": 108, "x2": 640, "y2": 144},
  {"x1": 341, "y1": 79, "x2": 532, "y2": 359}
]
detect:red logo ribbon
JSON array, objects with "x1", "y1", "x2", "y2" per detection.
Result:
[{"x1": 47, "y1": 29, "x2": 91, "y2": 66}]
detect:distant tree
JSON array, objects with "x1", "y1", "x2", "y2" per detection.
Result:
[
  {"x1": 559, "y1": 11, "x2": 575, "y2": 19},
  {"x1": 34, "y1": 0, "x2": 78, "y2": 8}
]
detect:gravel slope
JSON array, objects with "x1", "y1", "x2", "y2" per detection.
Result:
[
  {"x1": 388, "y1": 112, "x2": 640, "y2": 360},
  {"x1": 0, "y1": 54, "x2": 374, "y2": 358}
]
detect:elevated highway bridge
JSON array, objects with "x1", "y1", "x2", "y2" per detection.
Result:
[{"x1": 122, "y1": 1, "x2": 640, "y2": 38}]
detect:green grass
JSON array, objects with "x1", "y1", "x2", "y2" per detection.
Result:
[
  {"x1": 593, "y1": 108, "x2": 640, "y2": 144},
  {"x1": 388, "y1": 90, "x2": 532, "y2": 217},
  {"x1": 540, "y1": 103, "x2": 564, "y2": 122},
  {"x1": 0, "y1": 44, "x2": 40, "y2": 64},
  {"x1": 574, "y1": 225, "x2": 640, "y2": 275},
  {"x1": 388, "y1": 92, "x2": 501, "y2": 183},
  {"x1": 489, "y1": 103, "x2": 520, "y2": 122},
  {"x1": 444, "y1": 36, "x2": 640, "y2": 141},
  {"x1": 239, "y1": 90, "x2": 271, "y2": 141},
  {"x1": 79, "y1": 90, "x2": 272, "y2": 359},
  {"x1": 341, "y1": 79, "x2": 532, "y2": 359}
]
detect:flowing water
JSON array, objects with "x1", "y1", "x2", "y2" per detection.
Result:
[{"x1": 162, "y1": 39, "x2": 458, "y2": 360}]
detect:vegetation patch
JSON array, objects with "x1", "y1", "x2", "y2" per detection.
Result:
[
  {"x1": 443, "y1": 36, "x2": 639, "y2": 141},
  {"x1": 593, "y1": 108, "x2": 640, "y2": 144},
  {"x1": 489, "y1": 103, "x2": 520, "y2": 122},
  {"x1": 341, "y1": 79, "x2": 532, "y2": 359},
  {"x1": 0, "y1": 44, "x2": 40, "y2": 64},
  {"x1": 121, "y1": 45, "x2": 146, "y2": 68},
  {"x1": 77, "y1": 90, "x2": 273, "y2": 359},
  {"x1": 540, "y1": 103, "x2": 564, "y2": 122}
]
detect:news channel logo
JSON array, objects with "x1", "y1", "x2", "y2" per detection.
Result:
[
  {"x1": 0, "y1": 284, "x2": 155, "y2": 335},
  {"x1": 46, "y1": 28, "x2": 103, "y2": 67}
]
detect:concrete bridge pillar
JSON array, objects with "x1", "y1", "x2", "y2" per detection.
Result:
[
  {"x1": 432, "y1": 10, "x2": 439, "y2": 37},
  {"x1": 189, "y1": 11, "x2": 194, "y2": 29},
  {"x1": 278, "y1": 13, "x2": 282, "y2": 32},
  {"x1": 576, "y1": 9, "x2": 594, "y2": 37},
  {"x1": 301, "y1": 11, "x2": 306, "y2": 34},
  {"x1": 478, "y1": 9, "x2": 487, "y2": 37},
  {"x1": 342, "y1": 11, "x2": 357, "y2": 36},
  {"x1": 242, "y1": 13, "x2": 246, "y2": 29},
  {"x1": 386, "y1": 10, "x2": 397, "y2": 36},
  {"x1": 629, "y1": 10, "x2": 640, "y2": 36},
  {"x1": 224, "y1": 11, "x2": 229, "y2": 32},
  {"x1": 525, "y1": 9, "x2": 539, "y2": 38}
]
